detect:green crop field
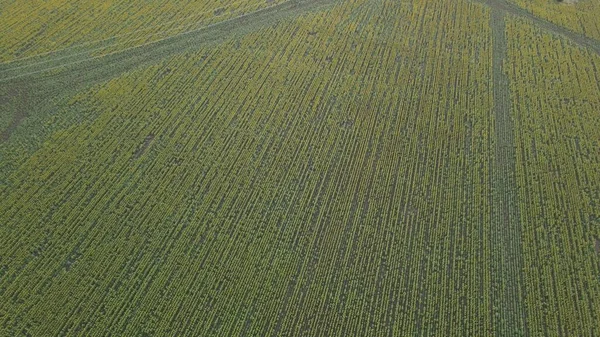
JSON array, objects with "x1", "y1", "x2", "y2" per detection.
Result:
[{"x1": 0, "y1": 0, "x2": 599, "y2": 335}]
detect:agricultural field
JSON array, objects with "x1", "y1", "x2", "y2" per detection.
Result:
[{"x1": 0, "y1": 0, "x2": 599, "y2": 336}]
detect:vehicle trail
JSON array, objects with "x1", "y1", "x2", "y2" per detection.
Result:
[
  {"x1": 0, "y1": 0, "x2": 337, "y2": 84},
  {"x1": 0, "y1": 88, "x2": 28, "y2": 142},
  {"x1": 0, "y1": 0, "x2": 338, "y2": 143},
  {"x1": 476, "y1": 0, "x2": 600, "y2": 56},
  {"x1": 0, "y1": 0, "x2": 271, "y2": 72},
  {"x1": 490, "y1": 7, "x2": 528, "y2": 336}
]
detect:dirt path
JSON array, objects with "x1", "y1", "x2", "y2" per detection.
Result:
[
  {"x1": 478, "y1": 0, "x2": 600, "y2": 56},
  {"x1": 490, "y1": 8, "x2": 528, "y2": 336}
]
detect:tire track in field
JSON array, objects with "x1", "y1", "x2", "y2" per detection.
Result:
[
  {"x1": 490, "y1": 8, "x2": 528, "y2": 336},
  {"x1": 0, "y1": 0, "x2": 265, "y2": 70},
  {"x1": 0, "y1": 88, "x2": 27, "y2": 142},
  {"x1": 0, "y1": 0, "x2": 338, "y2": 84},
  {"x1": 0, "y1": 0, "x2": 338, "y2": 143},
  {"x1": 477, "y1": 0, "x2": 600, "y2": 56}
]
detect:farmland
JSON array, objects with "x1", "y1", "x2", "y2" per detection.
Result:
[{"x1": 0, "y1": 0, "x2": 599, "y2": 336}]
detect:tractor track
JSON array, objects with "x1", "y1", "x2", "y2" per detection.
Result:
[
  {"x1": 0, "y1": 0, "x2": 337, "y2": 86},
  {"x1": 0, "y1": 0, "x2": 338, "y2": 143},
  {"x1": 481, "y1": 0, "x2": 600, "y2": 334},
  {"x1": 477, "y1": 0, "x2": 600, "y2": 56},
  {"x1": 490, "y1": 8, "x2": 527, "y2": 336}
]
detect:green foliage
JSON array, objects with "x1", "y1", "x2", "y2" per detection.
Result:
[{"x1": 0, "y1": 0, "x2": 598, "y2": 336}]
